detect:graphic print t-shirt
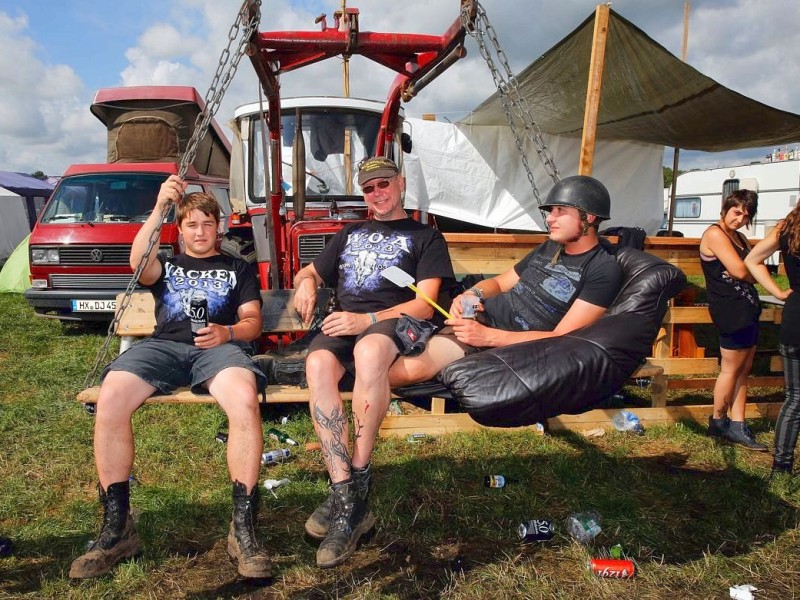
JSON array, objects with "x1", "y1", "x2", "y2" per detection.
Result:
[
  {"x1": 312, "y1": 218, "x2": 454, "y2": 320},
  {"x1": 484, "y1": 239, "x2": 621, "y2": 332},
  {"x1": 148, "y1": 253, "x2": 262, "y2": 344}
]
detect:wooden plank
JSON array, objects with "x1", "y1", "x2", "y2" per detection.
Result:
[
  {"x1": 648, "y1": 357, "x2": 719, "y2": 375},
  {"x1": 547, "y1": 402, "x2": 783, "y2": 431},
  {"x1": 771, "y1": 355, "x2": 784, "y2": 373},
  {"x1": 77, "y1": 384, "x2": 348, "y2": 405},
  {"x1": 666, "y1": 376, "x2": 784, "y2": 391},
  {"x1": 663, "y1": 305, "x2": 782, "y2": 325},
  {"x1": 114, "y1": 289, "x2": 332, "y2": 339},
  {"x1": 579, "y1": 3, "x2": 611, "y2": 175}
]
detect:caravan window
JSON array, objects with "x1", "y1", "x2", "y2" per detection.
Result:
[
  {"x1": 675, "y1": 197, "x2": 701, "y2": 218},
  {"x1": 722, "y1": 179, "x2": 739, "y2": 200}
]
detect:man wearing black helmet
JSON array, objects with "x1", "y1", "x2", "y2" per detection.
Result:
[{"x1": 389, "y1": 174, "x2": 623, "y2": 384}]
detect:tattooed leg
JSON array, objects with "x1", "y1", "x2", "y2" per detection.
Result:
[
  {"x1": 306, "y1": 349, "x2": 352, "y2": 483},
  {"x1": 351, "y1": 334, "x2": 399, "y2": 469},
  {"x1": 313, "y1": 403, "x2": 352, "y2": 483}
]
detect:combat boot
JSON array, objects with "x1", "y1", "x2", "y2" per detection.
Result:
[
  {"x1": 69, "y1": 481, "x2": 140, "y2": 579},
  {"x1": 316, "y1": 479, "x2": 376, "y2": 568},
  {"x1": 227, "y1": 481, "x2": 272, "y2": 579},
  {"x1": 305, "y1": 464, "x2": 371, "y2": 539}
]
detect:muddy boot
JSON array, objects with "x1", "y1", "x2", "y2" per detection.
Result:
[
  {"x1": 316, "y1": 479, "x2": 376, "y2": 569},
  {"x1": 69, "y1": 481, "x2": 141, "y2": 579},
  {"x1": 305, "y1": 464, "x2": 371, "y2": 540},
  {"x1": 707, "y1": 415, "x2": 730, "y2": 438},
  {"x1": 227, "y1": 481, "x2": 271, "y2": 579},
  {"x1": 723, "y1": 421, "x2": 768, "y2": 451}
]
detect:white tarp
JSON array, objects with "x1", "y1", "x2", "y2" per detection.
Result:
[
  {"x1": 0, "y1": 186, "x2": 31, "y2": 264},
  {"x1": 404, "y1": 118, "x2": 664, "y2": 233}
]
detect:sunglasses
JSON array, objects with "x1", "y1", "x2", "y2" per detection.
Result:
[{"x1": 362, "y1": 179, "x2": 392, "y2": 195}]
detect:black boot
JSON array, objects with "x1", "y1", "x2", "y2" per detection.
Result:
[
  {"x1": 316, "y1": 479, "x2": 376, "y2": 568},
  {"x1": 723, "y1": 421, "x2": 768, "y2": 451},
  {"x1": 771, "y1": 459, "x2": 794, "y2": 478},
  {"x1": 707, "y1": 415, "x2": 730, "y2": 438},
  {"x1": 305, "y1": 464, "x2": 371, "y2": 540},
  {"x1": 69, "y1": 481, "x2": 140, "y2": 579},
  {"x1": 227, "y1": 481, "x2": 271, "y2": 579}
]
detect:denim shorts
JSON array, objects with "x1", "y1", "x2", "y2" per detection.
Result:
[
  {"x1": 102, "y1": 338, "x2": 267, "y2": 394},
  {"x1": 718, "y1": 322, "x2": 759, "y2": 350}
]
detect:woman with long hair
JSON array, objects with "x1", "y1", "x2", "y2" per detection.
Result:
[
  {"x1": 700, "y1": 189, "x2": 766, "y2": 449},
  {"x1": 746, "y1": 205, "x2": 799, "y2": 474}
]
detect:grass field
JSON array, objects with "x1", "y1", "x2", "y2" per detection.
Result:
[{"x1": 0, "y1": 291, "x2": 797, "y2": 599}]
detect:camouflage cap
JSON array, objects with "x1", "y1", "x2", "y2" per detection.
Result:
[{"x1": 357, "y1": 156, "x2": 399, "y2": 186}]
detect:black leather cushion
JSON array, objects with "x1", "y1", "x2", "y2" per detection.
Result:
[{"x1": 439, "y1": 247, "x2": 686, "y2": 427}]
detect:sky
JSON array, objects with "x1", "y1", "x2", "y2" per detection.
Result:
[{"x1": 1, "y1": 0, "x2": 799, "y2": 179}]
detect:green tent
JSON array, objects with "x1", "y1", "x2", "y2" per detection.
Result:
[{"x1": 0, "y1": 234, "x2": 30, "y2": 293}]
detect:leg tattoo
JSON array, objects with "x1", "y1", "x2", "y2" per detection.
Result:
[{"x1": 314, "y1": 403, "x2": 352, "y2": 477}]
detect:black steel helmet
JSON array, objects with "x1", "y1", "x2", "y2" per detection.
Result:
[{"x1": 540, "y1": 175, "x2": 611, "y2": 220}]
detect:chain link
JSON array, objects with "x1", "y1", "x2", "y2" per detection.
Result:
[
  {"x1": 463, "y1": 2, "x2": 560, "y2": 206},
  {"x1": 84, "y1": 1, "x2": 262, "y2": 389}
]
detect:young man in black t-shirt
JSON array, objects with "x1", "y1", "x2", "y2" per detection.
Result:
[
  {"x1": 389, "y1": 175, "x2": 623, "y2": 386},
  {"x1": 292, "y1": 157, "x2": 454, "y2": 568},
  {"x1": 70, "y1": 175, "x2": 270, "y2": 580}
]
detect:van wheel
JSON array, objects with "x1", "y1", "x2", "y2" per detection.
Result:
[{"x1": 220, "y1": 234, "x2": 257, "y2": 263}]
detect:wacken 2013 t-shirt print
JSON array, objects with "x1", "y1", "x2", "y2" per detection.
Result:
[{"x1": 148, "y1": 253, "x2": 261, "y2": 344}]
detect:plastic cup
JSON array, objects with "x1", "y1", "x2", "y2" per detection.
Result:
[{"x1": 461, "y1": 294, "x2": 481, "y2": 319}]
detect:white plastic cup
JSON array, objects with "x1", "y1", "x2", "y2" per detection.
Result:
[{"x1": 461, "y1": 294, "x2": 481, "y2": 319}]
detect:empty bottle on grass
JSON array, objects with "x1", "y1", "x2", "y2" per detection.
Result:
[
  {"x1": 565, "y1": 510, "x2": 602, "y2": 544},
  {"x1": 267, "y1": 427, "x2": 298, "y2": 446},
  {"x1": 612, "y1": 410, "x2": 644, "y2": 434}
]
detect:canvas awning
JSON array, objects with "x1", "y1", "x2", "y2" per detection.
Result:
[{"x1": 464, "y1": 8, "x2": 800, "y2": 151}]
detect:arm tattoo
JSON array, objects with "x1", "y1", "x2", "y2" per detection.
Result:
[{"x1": 313, "y1": 403, "x2": 352, "y2": 475}]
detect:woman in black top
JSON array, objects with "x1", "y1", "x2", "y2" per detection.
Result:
[
  {"x1": 746, "y1": 206, "x2": 800, "y2": 475},
  {"x1": 700, "y1": 190, "x2": 765, "y2": 449}
]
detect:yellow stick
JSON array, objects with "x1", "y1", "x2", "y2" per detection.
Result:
[{"x1": 407, "y1": 283, "x2": 453, "y2": 320}]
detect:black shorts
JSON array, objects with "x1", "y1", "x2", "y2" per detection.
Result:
[
  {"x1": 718, "y1": 323, "x2": 759, "y2": 350},
  {"x1": 308, "y1": 318, "x2": 401, "y2": 376}
]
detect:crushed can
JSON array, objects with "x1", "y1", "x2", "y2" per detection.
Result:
[
  {"x1": 589, "y1": 558, "x2": 635, "y2": 578},
  {"x1": 518, "y1": 519, "x2": 554, "y2": 542}
]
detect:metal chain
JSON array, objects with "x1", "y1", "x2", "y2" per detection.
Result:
[
  {"x1": 463, "y1": 2, "x2": 560, "y2": 206},
  {"x1": 84, "y1": 0, "x2": 262, "y2": 389}
]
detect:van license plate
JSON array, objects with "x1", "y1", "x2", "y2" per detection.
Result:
[{"x1": 72, "y1": 299, "x2": 117, "y2": 312}]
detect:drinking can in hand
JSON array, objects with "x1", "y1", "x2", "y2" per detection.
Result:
[{"x1": 190, "y1": 293, "x2": 208, "y2": 337}]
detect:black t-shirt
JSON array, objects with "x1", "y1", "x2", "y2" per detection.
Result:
[
  {"x1": 483, "y1": 239, "x2": 622, "y2": 332},
  {"x1": 148, "y1": 253, "x2": 262, "y2": 344},
  {"x1": 313, "y1": 218, "x2": 455, "y2": 322},
  {"x1": 780, "y1": 232, "x2": 800, "y2": 345}
]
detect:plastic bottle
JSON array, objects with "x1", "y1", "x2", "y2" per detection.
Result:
[
  {"x1": 484, "y1": 475, "x2": 519, "y2": 488},
  {"x1": 565, "y1": 510, "x2": 602, "y2": 544},
  {"x1": 267, "y1": 427, "x2": 298, "y2": 446},
  {"x1": 263, "y1": 477, "x2": 291, "y2": 490},
  {"x1": 611, "y1": 410, "x2": 644, "y2": 434},
  {"x1": 261, "y1": 448, "x2": 291, "y2": 465}
]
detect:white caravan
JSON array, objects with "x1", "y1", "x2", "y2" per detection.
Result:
[{"x1": 667, "y1": 157, "x2": 800, "y2": 242}]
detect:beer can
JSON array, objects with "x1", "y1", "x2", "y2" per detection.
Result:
[
  {"x1": 190, "y1": 293, "x2": 208, "y2": 337},
  {"x1": 588, "y1": 558, "x2": 635, "y2": 578},
  {"x1": 518, "y1": 519, "x2": 554, "y2": 542}
]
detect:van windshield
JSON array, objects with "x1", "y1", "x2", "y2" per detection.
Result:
[{"x1": 41, "y1": 174, "x2": 173, "y2": 224}]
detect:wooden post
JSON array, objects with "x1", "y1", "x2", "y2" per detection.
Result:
[
  {"x1": 578, "y1": 3, "x2": 610, "y2": 176},
  {"x1": 667, "y1": 1, "x2": 690, "y2": 234}
]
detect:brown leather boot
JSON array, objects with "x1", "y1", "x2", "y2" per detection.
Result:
[
  {"x1": 69, "y1": 481, "x2": 141, "y2": 579},
  {"x1": 227, "y1": 481, "x2": 272, "y2": 579}
]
